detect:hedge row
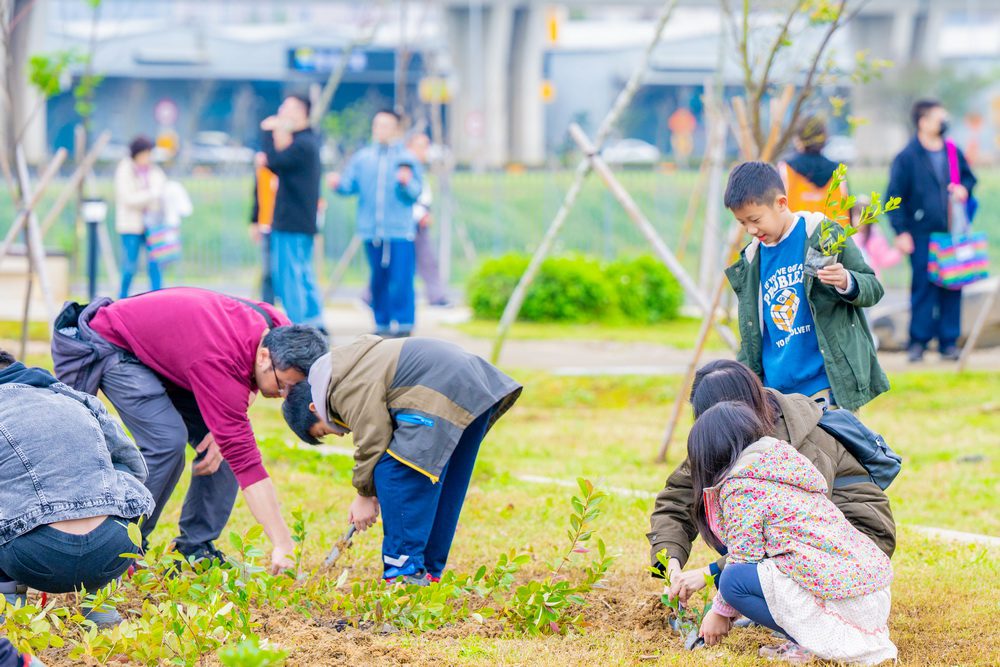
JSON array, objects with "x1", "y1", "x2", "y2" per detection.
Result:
[{"x1": 466, "y1": 254, "x2": 683, "y2": 323}]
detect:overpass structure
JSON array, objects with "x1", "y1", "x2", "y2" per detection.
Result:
[
  {"x1": 7, "y1": 0, "x2": 995, "y2": 166},
  {"x1": 440, "y1": 0, "x2": 989, "y2": 167}
]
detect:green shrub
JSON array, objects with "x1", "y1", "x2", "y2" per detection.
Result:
[
  {"x1": 467, "y1": 254, "x2": 615, "y2": 323},
  {"x1": 466, "y1": 253, "x2": 682, "y2": 324},
  {"x1": 606, "y1": 256, "x2": 683, "y2": 323},
  {"x1": 466, "y1": 254, "x2": 530, "y2": 321},
  {"x1": 522, "y1": 255, "x2": 616, "y2": 322}
]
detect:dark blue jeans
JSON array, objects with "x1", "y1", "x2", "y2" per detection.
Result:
[
  {"x1": 0, "y1": 639, "x2": 24, "y2": 667},
  {"x1": 120, "y1": 232, "x2": 162, "y2": 298},
  {"x1": 373, "y1": 407, "x2": 494, "y2": 578},
  {"x1": 909, "y1": 235, "x2": 962, "y2": 349},
  {"x1": 365, "y1": 239, "x2": 416, "y2": 334},
  {"x1": 0, "y1": 517, "x2": 136, "y2": 594},
  {"x1": 718, "y1": 562, "x2": 793, "y2": 640}
]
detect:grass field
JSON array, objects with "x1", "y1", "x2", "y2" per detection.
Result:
[
  {"x1": 4, "y1": 167, "x2": 1000, "y2": 294},
  {"x1": 452, "y1": 316, "x2": 736, "y2": 350},
  {"x1": 5, "y1": 347, "x2": 998, "y2": 666}
]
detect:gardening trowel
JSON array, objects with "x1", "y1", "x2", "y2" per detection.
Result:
[
  {"x1": 669, "y1": 616, "x2": 704, "y2": 650},
  {"x1": 323, "y1": 524, "x2": 357, "y2": 568}
]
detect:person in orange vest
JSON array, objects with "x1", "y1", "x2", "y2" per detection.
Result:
[
  {"x1": 250, "y1": 152, "x2": 279, "y2": 304},
  {"x1": 778, "y1": 116, "x2": 847, "y2": 219}
]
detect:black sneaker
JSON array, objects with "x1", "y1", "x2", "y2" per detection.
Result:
[
  {"x1": 177, "y1": 541, "x2": 228, "y2": 566},
  {"x1": 907, "y1": 344, "x2": 925, "y2": 363},
  {"x1": 941, "y1": 345, "x2": 961, "y2": 361}
]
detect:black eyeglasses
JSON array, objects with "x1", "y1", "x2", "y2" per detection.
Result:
[{"x1": 271, "y1": 363, "x2": 286, "y2": 396}]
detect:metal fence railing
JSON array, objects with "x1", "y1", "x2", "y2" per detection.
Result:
[{"x1": 3, "y1": 165, "x2": 997, "y2": 298}]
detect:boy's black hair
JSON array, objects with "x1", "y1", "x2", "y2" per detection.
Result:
[
  {"x1": 687, "y1": 401, "x2": 769, "y2": 552},
  {"x1": 0, "y1": 349, "x2": 15, "y2": 369},
  {"x1": 911, "y1": 98, "x2": 942, "y2": 130},
  {"x1": 282, "y1": 381, "x2": 321, "y2": 445},
  {"x1": 723, "y1": 161, "x2": 786, "y2": 210},
  {"x1": 287, "y1": 93, "x2": 312, "y2": 116},
  {"x1": 262, "y1": 326, "x2": 327, "y2": 374}
]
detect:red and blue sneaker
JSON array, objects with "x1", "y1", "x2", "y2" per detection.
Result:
[{"x1": 383, "y1": 563, "x2": 430, "y2": 587}]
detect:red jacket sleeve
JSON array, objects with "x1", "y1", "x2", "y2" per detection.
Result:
[{"x1": 187, "y1": 359, "x2": 269, "y2": 488}]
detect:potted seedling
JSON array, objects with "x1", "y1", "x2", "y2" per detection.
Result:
[{"x1": 803, "y1": 163, "x2": 901, "y2": 277}]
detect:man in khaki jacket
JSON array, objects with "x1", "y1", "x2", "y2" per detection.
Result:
[{"x1": 283, "y1": 335, "x2": 521, "y2": 584}]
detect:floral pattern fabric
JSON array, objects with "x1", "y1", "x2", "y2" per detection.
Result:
[{"x1": 705, "y1": 437, "x2": 892, "y2": 602}]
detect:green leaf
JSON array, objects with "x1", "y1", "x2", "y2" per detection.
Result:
[{"x1": 127, "y1": 522, "x2": 143, "y2": 549}]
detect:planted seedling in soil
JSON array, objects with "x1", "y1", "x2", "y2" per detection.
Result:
[{"x1": 651, "y1": 549, "x2": 715, "y2": 650}]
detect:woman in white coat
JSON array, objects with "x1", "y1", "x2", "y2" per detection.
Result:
[{"x1": 114, "y1": 136, "x2": 166, "y2": 297}]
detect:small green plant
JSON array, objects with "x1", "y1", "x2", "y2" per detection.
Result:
[
  {"x1": 218, "y1": 636, "x2": 289, "y2": 666},
  {"x1": 651, "y1": 550, "x2": 715, "y2": 640},
  {"x1": 818, "y1": 163, "x2": 901, "y2": 257},
  {"x1": 1, "y1": 484, "x2": 616, "y2": 662},
  {"x1": 503, "y1": 478, "x2": 616, "y2": 635},
  {"x1": 0, "y1": 596, "x2": 68, "y2": 656}
]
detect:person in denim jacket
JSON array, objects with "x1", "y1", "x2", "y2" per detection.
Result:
[
  {"x1": 0, "y1": 350, "x2": 153, "y2": 627},
  {"x1": 328, "y1": 110, "x2": 424, "y2": 337}
]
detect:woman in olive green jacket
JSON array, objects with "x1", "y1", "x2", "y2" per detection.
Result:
[{"x1": 647, "y1": 360, "x2": 895, "y2": 602}]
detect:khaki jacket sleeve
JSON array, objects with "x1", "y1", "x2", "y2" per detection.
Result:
[
  {"x1": 647, "y1": 460, "x2": 701, "y2": 569},
  {"x1": 335, "y1": 380, "x2": 394, "y2": 497},
  {"x1": 829, "y1": 446, "x2": 897, "y2": 557}
]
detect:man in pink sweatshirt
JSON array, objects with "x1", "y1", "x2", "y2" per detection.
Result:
[{"x1": 52, "y1": 287, "x2": 327, "y2": 573}]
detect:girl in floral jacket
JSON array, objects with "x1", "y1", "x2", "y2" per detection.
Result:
[{"x1": 688, "y1": 401, "x2": 896, "y2": 664}]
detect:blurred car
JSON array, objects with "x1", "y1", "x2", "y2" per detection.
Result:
[
  {"x1": 189, "y1": 131, "x2": 254, "y2": 166},
  {"x1": 823, "y1": 135, "x2": 858, "y2": 165},
  {"x1": 98, "y1": 142, "x2": 170, "y2": 165},
  {"x1": 602, "y1": 138, "x2": 661, "y2": 165}
]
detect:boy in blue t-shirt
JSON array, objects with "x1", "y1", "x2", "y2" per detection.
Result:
[{"x1": 722, "y1": 162, "x2": 889, "y2": 411}]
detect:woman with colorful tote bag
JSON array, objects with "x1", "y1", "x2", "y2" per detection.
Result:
[{"x1": 928, "y1": 142, "x2": 989, "y2": 289}]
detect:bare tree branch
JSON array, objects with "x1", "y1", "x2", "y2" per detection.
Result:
[
  {"x1": 7, "y1": 0, "x2": 36, "y2": 34},
  {"x1": 773, "y1": 0, "x2": 850, "y2": 156},
  {"x1": 751, "y1": 0, "x2": 801, "y2": 127}
]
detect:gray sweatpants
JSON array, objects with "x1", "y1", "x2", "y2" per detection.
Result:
[
  {"x1": 99, "y1": 353, "x2": 238, "y2": 553},
  {"x1": 414, "y1": 225, "x2": 448, "y2": 304}
]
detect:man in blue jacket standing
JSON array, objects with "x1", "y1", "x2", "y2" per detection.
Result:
[
  {"x1": 886, "y1": 99, "x2": 976, "y2": 362},
  {"x1": 329, "y1": 110, "x2": 423, "y2": 337}
]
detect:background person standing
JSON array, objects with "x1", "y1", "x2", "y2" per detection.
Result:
[
  {"x1": 886, "y1": 99, "x2": 977, "y2": 362},
  {"x1": 329, "y1": 110, "x2": 423, "y2": 337},
  {"x1": 114, "y1": 136, "x2": 166, "y2": 298},
  {"x1": 250, "y1": 153, "x2": 279, "y2": 305},
  {"x1": 260, "y1": 94, "x2": 325, "y2": 331},
  {"x1": 406, "y1": 132, "x2": 450, "y2": 307}
]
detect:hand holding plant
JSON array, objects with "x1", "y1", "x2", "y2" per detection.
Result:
[{"x1": 815, "y1": 262, "x2": 851, "y2": 290}]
